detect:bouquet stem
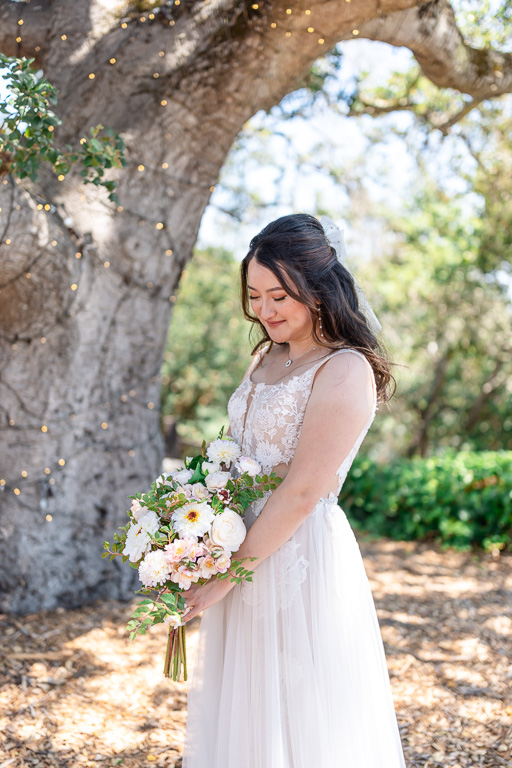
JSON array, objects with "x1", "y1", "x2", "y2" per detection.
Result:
[{"x1": 163, "y1": 625, "x2": 188, "y2": 682}]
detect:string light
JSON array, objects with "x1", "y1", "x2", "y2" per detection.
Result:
[
  {"x1": 156, "y1": 222, "x2": 164, "y2": 230},
  {"x1": 285, "y1": 31, "x2": 292, "y2": 37},
  {"x1": 21, "y1": 470, "x2": 28, "y2": 477},
  {"x1": 286, "y1": 8, "x2": 292, "y2": 13},
  {"x1": 58, "y1": 174, "x2": 65, "y2": 181},
  {"x1": 58, "y1": 459, "x2": 66, "y2": 466},
  {"x1": 41, "y1": 337, "x2": 46, "y2": 343},
  {"x1": 61, "y1": 34, "x2": 67, "y2": 40},
  {"x1": 71, "y1": 283, "x2": 78, "y2": 290},
  {"x1": 18, "y1": 19, "x2": 23, "y2": 25},
  {"x1": 121, "y1": 22, "x2": 128, "y2": 28},
  {"x1": 318, "y1": 38, "x2": 325, "y2": 44},
  {"x1": 159, "y1": 51, "x2": 165, "y2": 57},
  {"x1": 153, "y1": 73, "x2": 159, "y2": 79},
  {"x1": 162, "y1": 162, "x2": 168, "y2": 169},
  {"x1": 110, "y1": 57, "x2": 116, "y2": 64},
  {"x1": 147, "y1": 402, "x2": 155, "y2": 409},
  {"x1": 47, "y1": 125, "x2": 54, "y2": 132},
  {"x1": 46, "y1": 514, "x2": 53, "y2": 521},
  {"x1": 129, "y1": 450, "x2": 135, "y2": 457},
  {"x1": 44, "y1": 204, "x2": 50, "y2": 210},
  {"x1": 14, "y1": 488, "x2": 21, "y2": 496},
  {"x1": 161, "y1": 99, "x2": 168, "y2": 106},
  {"x1": 41, "y1": 425, "x2": 48, "y2": 432},
  {"x1": 104, "y1": 260, "x2": 110, "y2": 268},
  {"x1": 307, "y1": 27, "x2": 314, "y2": 32},
  {"x1": 305, "y1": 9, "x2": 311, "y2": 14},
  {"x1": 166, "y1": 250, "x2": 173, "y2": 256},
  {"x1": 101, "y1": 422, "x2": 108, "y2": 429},
  {"x1": 75, "y1": 252, "x2": 82, "y2": 258},
  {"x1": 352, "y1": 29, "x2": 360, "y2": 35},
  {"x1": 88, "y1": 73, "x2": 95, "y2": 79},
  {"x1": 271, "y1": 22, "x2": 277, "y2": 28},
  {"x1": 149, "y1": 13, "x2": 155, "y2": 19},
  {"x1": 44, "y1": 467, "x2": 51, "y2": 475},
  {"x1": 16, "y1": 37, "x2": 21, "y2": 43},
  {"x1": 138, "y1": 164, "x2": 145, "y2": 172},
  {"x1": 5, "y1": 238, "x2": 11, "y2": 245}
]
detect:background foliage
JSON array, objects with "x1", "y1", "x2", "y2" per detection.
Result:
[{"x1": 340, "y1": 450, "x2": 512, "y2": 552}]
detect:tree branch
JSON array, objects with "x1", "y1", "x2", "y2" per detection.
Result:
[{"x1": 343, "y1": 0, "x2": 512, "y2": 100}]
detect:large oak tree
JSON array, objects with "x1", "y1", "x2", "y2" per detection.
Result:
[{"x1": 0, "y1": 0, "x2": 510, "y2": 613}]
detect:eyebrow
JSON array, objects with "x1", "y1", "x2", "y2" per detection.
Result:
[{"x1": 248, "y1": 285, "x2": 285, "y2": 293}]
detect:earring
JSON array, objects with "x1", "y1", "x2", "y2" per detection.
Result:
[{"x1": 318, "y1": 310, "x2": 325, "y2": 338}]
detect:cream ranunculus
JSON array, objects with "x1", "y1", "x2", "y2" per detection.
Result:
[
  {"x1": 201, "y1": 461, "x2": 221, "y2": 475},
  {"x1": 205, "y1": 470, "x2": 231, "y2": 492},
  {"x1": 235, "y1": 456, "x2": 262, "y2": 477},
  {"x1": 210, "y1": 509, "x2": 247, "y2": 552},
  {"x1": 172, "y1": 467, "x2": 194, "y2": 485}
]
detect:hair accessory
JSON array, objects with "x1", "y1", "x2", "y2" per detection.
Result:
[{"x1": 320, "y1": 215, "x2": 382, "y2": 336}]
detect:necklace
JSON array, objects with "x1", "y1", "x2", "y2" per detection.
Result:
[{"x1": 285, "y1": 344, "x2": 317, "y2": 368}]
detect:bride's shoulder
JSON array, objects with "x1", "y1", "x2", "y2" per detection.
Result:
[{"x1": 313, "y1": 349, "x2": 375, "y2": 408}]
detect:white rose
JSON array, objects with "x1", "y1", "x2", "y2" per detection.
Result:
[
  {"x1": 235, "y1": 456, "x2": 262, "y2": 478},
  {"x1": 202, "y1": 461, "x2": 221, "y2": 475},
  {"x1": 190, "y1": 482, "x2": 211, "y2": 501},
  {"x1": 164, "y1": 613, "x2": 183, "y2": 629},
  {"x1": 172, "y1": 468, "x2": 194, "y2": 485},
  {"x1": 130, "y1": 498, "x2": 149, "y2": 522},
  {"x1": 210, "y1": 509, "x2": 247, "y2": 552},
  {"x1": 155, "y1": 471, "x2": 172, "y2": 489},
  {"x1": 205, "y1": 471, "x2": 231, "y2": 492}
]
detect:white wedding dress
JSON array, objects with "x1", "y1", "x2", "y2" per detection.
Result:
[{"x1": 183, "y1": 348, "x2": 407, "y2": 768}]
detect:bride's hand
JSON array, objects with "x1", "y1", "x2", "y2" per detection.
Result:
[{"x1": 182, "y1": 577, "x2": 236, "y2": 624}]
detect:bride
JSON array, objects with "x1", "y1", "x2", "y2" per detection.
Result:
[{"x1": 181, "y1": 213, "x2": 407, "y2": 767}]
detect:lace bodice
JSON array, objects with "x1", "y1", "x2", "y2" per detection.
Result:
[{"x1": 228, "y1": 348, "x2": 378, "y2": 503}]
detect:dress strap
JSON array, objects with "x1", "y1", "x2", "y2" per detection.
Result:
[{"x1": 309, "y1": 348, "x2": 377, "y2": 408}]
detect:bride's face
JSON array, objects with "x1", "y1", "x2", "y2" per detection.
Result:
[{"x1": 247, "y1": 259, "x2": 314, "y2": 344}]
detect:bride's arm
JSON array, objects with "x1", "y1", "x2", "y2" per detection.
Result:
[{"x1": 183, "y1": 351, "x2": 375, "y2": 622}]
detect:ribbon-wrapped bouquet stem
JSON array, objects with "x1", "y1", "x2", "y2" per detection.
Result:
[{"x1": 103, "y1": 431, "x2": 281, "y2": 681}]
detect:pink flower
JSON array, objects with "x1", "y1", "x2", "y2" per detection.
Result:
[
  {"x1": 164, "y1": 537, "x2": 196, "y2": 564},
  {"x1": 215, "y1": 552, "x2": 231, "y2": 573},
  {"x1": 172, "y1": 564, "x2": 200, "y2": 591},
  {"x1": 198, "y1": 555, "x2": 218, "y2": 579}
]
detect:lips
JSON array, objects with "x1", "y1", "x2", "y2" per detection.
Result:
[{"x1": 267, "y1": 320, "x2": 285, "y2": 327}]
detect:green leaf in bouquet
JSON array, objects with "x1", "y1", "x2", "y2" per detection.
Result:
[
  {"x1": 161, "y1": 592, "x2": 178, "y2": 607},
  {"x1": 128, "y1": 561, "x2": 139, "y2": 569},
  {"x1": 131, "y1": 607, "x2": 150, "y2": 618},
  {"x1": 189, "y1": 464, "x2": 205, "y2": 484}
]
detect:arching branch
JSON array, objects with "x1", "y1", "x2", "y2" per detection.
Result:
[{"x1": 343, "y1": 0, "x2": 512, "y2": 100}]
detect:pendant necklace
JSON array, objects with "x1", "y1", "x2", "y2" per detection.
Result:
[{"x1": 285, "y1": 344, "x2": 318, "y2": 368}]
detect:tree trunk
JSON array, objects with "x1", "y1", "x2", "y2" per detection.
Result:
[{"x1": 1, "y1": 0, "x2": 510, "y2": 612}]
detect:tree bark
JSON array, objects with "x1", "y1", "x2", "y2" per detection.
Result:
[{"x1": 1, "y1": 0, "x2": 511, "y2": 612}]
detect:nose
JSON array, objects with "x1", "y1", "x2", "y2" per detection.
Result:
[{"x1": 259, "y1": 299, "x2": 278, "y2": 320}]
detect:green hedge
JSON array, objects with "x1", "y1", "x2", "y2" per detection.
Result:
[{"x1": 339, "y1": 450, "x2": 512, "y2": 552}]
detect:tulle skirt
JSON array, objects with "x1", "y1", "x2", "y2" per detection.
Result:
[{"x1": 183, "y1": 495, "x2": 407, "y2": 768}]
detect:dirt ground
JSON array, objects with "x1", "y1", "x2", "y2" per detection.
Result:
[{"x1": 1, "y1": 534, "x2": 511, "y2": 768}]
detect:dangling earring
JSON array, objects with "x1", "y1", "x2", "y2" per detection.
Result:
[{"x1": 318, "y1": 310, "x2": 325, "y2": 338}]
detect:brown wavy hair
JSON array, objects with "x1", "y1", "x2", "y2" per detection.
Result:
[{"x1": 240, "y1": 213, "x2": 397, "y2": 403}]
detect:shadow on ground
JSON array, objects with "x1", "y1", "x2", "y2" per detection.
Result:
[{"x1": 0, "y1": 535, "x2": 510, "y2": 767}]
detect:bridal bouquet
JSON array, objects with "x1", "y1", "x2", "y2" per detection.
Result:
[{"x1": 103, "y1": 430, "x2": 281, "y2": 681}]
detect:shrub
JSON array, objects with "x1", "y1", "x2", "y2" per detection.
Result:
[{"x1": 339, "y1": 450, "x2": 512, "y2": 552}]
